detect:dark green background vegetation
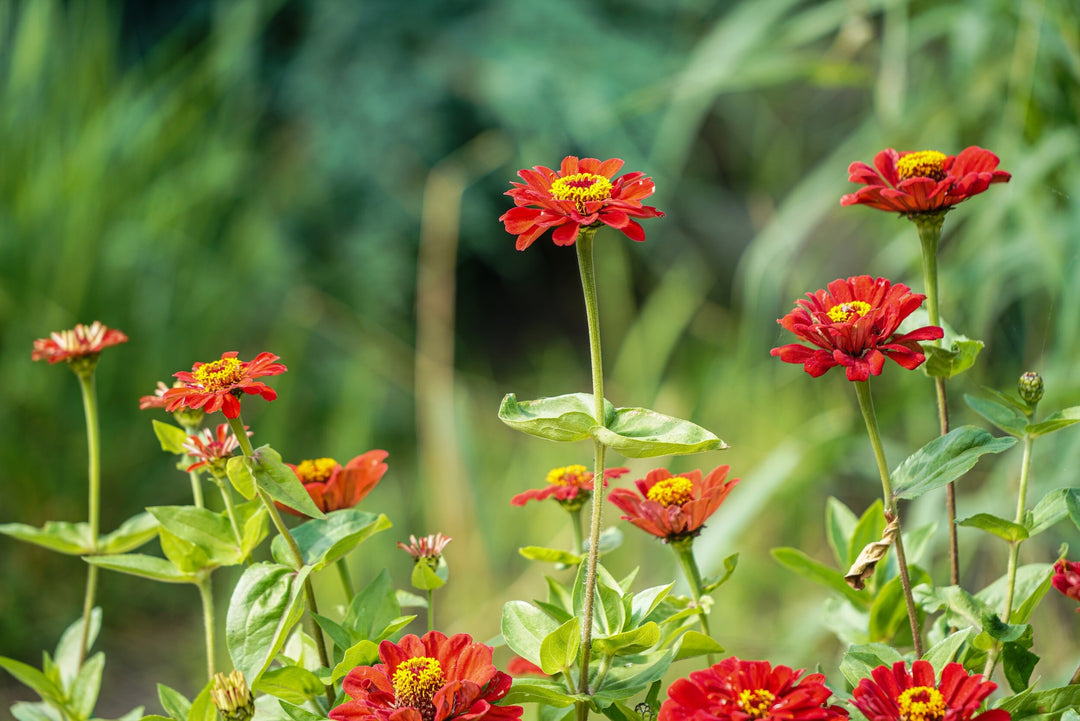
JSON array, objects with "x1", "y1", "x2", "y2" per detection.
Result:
[{"x1": 2, "y1": 0, "x2": 1078, "y2": 714}]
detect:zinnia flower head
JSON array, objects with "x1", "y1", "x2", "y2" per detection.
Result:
[
  {"x1": 1052, "y1": 558, "x2": 1080, "y2": 609},
  {"x1": 770, "y1": 276, "x2": 944, "y2": 382},
  {"x1": 851, "y1": 660, "x2": 1008, "y2": 721},
  {"x1": 659, "y1": 656, "x2": 848, "y2": 721},
  {"x1": 510, "y1": 464, "x2": 630, "y2": 511},
  {"x1": 210, "y1": 670, "x2": 254, "y2": 721},
  {"x1": 840, "y1": 146, "x2": 1010, "y2": 216},
  {"x1": 398, "y1": 533, "x2": 452, "y2": 561},
  {"x1": 32, "y1": 321, "x2": 128, "y2": 375},
  {"x1": 608, "y1": 465, "x2": 738, "y2": 543},
  {"x1": 183, "y1": 423, "x2": 250, "y2": 475},
  {"x1": 500, "y1": 156, "x2": 664, "y2": 250},
  {"x1": 279, "y1": 449, "x2": 389, "y2": 517},
  {"x1": 330, "y1": 631, "x2": 523, "y2": 721},
  {"x1": 163, "y1": 351, "x2": 286, "y2": 419}
]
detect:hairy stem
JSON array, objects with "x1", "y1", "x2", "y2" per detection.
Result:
[{"x1": 671, "y1": 538, "x2": 715, "y2": 664}]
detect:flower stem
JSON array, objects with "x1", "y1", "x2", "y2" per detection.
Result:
[
  {"x1": 336, "y1": 558, "x2": 355, "y2": 600},
  {"x1": 197, "y1": 575, "x2": 217, "y2": 677},
  {"x1": 427, "y1": 588, "x2": 435, "y2": 632},
  {"x1": 214, "y1": 477, "x2": 245, "y2": 549},
  {"x1": 570, "y1": 507, "x2": 585, "y2": 557},
  {"x1": 75, "y1": 371, "x2": 102, "y2": 667},
  {"x1": 853, "y1": 380, "x2": 923, "y2": 657},
  {"x1": 187, "y1": 470, "x2": 206, "y2": 509},
  {"x1": 671, "y1": 538, "x2": 715, "y2": 664}
]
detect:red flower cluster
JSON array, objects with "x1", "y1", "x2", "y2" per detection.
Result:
[
  {"x1": 659, "y1": 657, "x2": 847, "y2": 721},
  {"x1": 841, "y1": 147, "x2": 1010, "y2": 215},
  {"x1": 771, "y1": 276, "x2": 943, "y2": 382},
  {"x1": 510, "y1": 464, "x2": 629, "y2": 509},
  {"x1": 608, "y1": 465, "x2": 738, "y2": 542},
  {"x1": 280, "y1": 450, "x2": 389, "y2": 517},
  {"x1": 183, "y1": 424, "x2": 249, "y2": 474},
  {"x1": 500, "y1": 156, "x2": 664, "y2": 250},
  {"x1": 851, "y1": 661, "x2": 1007, "y2": 721},
  {"x1": 330, "y1": 631, "x2": 522, "y2": 721},
  {"x1": 32, "y1": 322, "x2": 128, "y2": 364},
  {"x1": 164, "y1": 351, "x2": 286, "y2": 419},
  {"x1": 1052, "y1": 558, "x2": 1080, "y2": 610}
]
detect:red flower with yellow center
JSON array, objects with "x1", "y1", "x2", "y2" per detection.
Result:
[
  {"x1": 770, "y1": 276, "x2": 943, "y2": 382},
  {"x1": 1052, "y1": 558, "x2": 1080, "y2": 609},
  {"x1": 32, "y1": 322, "x2": 128, "y2": 366},
  {"x1": 279, "y1": 450, "x2": 389, "y2": 517},
  {"x1": 163, "y1": 351, "x2": 286, "y2": 419},
  {"x1": 608, "y1": 465, "x2": 738, "y2": 542},
  {"x1": 510, "y1": 464, "x2": 629, "y2": 510},
  {"x1": 850, "y1": 661, "x2": 1008, "y2": 721},
  {"x1": 659, "y1": 657, "x2": 848, "y2": 721},
  {"x1": 500, "y1": 156, "x2": 664, "y2": 250},
  {"x1": 330, "y1": 631, "x2": 522, "y2": 721},
  {"x1": 840, "y1": 146, "x2": 1010, "y2": 216}
]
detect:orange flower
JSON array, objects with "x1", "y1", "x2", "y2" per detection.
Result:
[
  {"x1": 279, "y1": 450, "x2": 389, "y2": 517},
  {"x1": 851, "y1": 661, "x2": 1008, "y2": 721},
  {"x1": 163, "y1": 351, "x2": 286, "y2": 419},
  {"x1": 500, "y1": 156, "x2": 663, "y2": 250},
  {"x1": 608, "y1": 465, "x2": 738, "y2": 542},
  {"x1": 840, "y1": 147, "x2": 1009, "y2": 216},
  {"x1": 510, "y1": 464, "x2": 629, "y2": 510},
  {"x1": 32, "y1": 321, "x2": 128, "y2": 364}
]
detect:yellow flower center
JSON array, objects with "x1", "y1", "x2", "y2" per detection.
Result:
[
  {"x1": 548, "y1": 464, "x2": 589, "y2": 486},
  {"x1": 550, "y1": 173, "x2": 613, "y2": 209},
  {"x1": 827, "y1": 301, "x2": 872, "y2": 323},
  {"x1": 737, "y1": 689, "x2": 776, "y2": 719},
  {"x1": 896, "y1": 686, "x2": 946, "y2": 721},
  {"x1": 193, "y1": 357, "x2": 245, "y2": 392},
  {"x1": 295, "y1": 457, "x2": 337, "y2": 484},
  {"x1": 897, "y1": 150, "x2": 947, "y2": 181},
  {"x1": 392, "y1": 657, "x2": 445, "y2": 710},
  {"x1": 646, "y1": 476, "x2": 695, "y2": 507}
]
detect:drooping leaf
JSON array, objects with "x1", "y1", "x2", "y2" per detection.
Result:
[
  {"x1": 502, "y1": 679, "x2": 581, "y2": 708},
  {"x1": 891, "y1": 426, "x2": 1016, "y2": 500},
  {"x1": 996, "y1": 685, "x2": 1080, "y2": 719},
  {"x1": 702, "y1": 553, "x2": 739, "y2": 593},
  {"x1": 152, "y1": 420, "x2": 189, "y2": 455},
  {"x1": 270, "y1": 509, "x2": 390, "y2": 571},
  {"x1": 226, "y1": 562, "x2": 312, "y2": 684},
  {"x1": 770, "y1": 547, "x2": 869, "y2": 608},
  {"x1": 99, "y1": 512, "x2": 159, "y2": 554},
  {"x1": 1025, "y1": 406, "x2": 1080, "y2": 438},
  {"x1": 0, "y1": 521, "x2": 95, "y2": 555},
  {"x1": 0, "y1": 656, "x2": 65, "y2": 705},
  {"x1": 1002, "y1": 643, "x2": 1039, "y2": 694},
  {"x1": 409, "y1": 556, "x2": 448, "y2": 591},
  {"x1": 964, "y1": 394, "x2": 1029, "y2": 437},
  {"x1": 498, "y1": 393, "x2": 613, "y2": 442},
  {"x1": 592, "y1": 407, "x2": 727, "y2": 458},
  {"x1": 957, "y1": 513, "x2": 1029, "y2": 543},
  {"x1": 84, "y1": 554, "x2": 197, "y2": 584},
  {"x1": 226, "y1": 455, "x2": 257, "y2": 500},
  {"x1": 1025, "y1": 488, "x2": 1070, "y2": 536},
  {"x1": 977, "y1": 564, "x2": 1054, "y2": 624},
  {"x1": 247, "y1": 445, "x2": 326, "y2": 519},
  {"x1": 278, "y1": 701, "x2": 331, "y2": 721}
]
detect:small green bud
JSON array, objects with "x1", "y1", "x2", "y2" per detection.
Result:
[
  {"x1": 1018, "y1": 371, "x2": 1044, "y2": 405},
  {"x1": 210, "y1": 670, "x2": 254, "y2": 721}
]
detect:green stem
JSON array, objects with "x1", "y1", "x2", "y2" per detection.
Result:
[
  {"x1": 214, "y1": 477, "x2": 245, "y2": 549},
  {"x1": 427, "y1": 588, "x2": 435, "y2": 632},
  {"x1": 570, "y1": 507, "x2": 585, "y2": 556},
  {"x1": 75, "y1": 371, "x2": 102, "y2": 667},
  {"x1": 671, "y1": 538, "x2": 715, "y2": 664},
  {"x1": 853, "y1": 380, "x2": 924, "y2": 657},
  {"x1": 197, "y1": 575, "x2": 217, "y2": 677},
  {"x1": 336, "y1": 558, "x2": 356, "y2": 600},
  {"x1": 187, "y1": 470, "x2": 205, "y2": 509}
]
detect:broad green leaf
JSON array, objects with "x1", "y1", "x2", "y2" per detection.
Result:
[
  {"x1": 539, "y1": 617, "x2": 580, "y2": 674},
  {"x1": 152, "y1": 420, "x2": 189, "y2": 455},
  {"x1": 70, "y1": 652, "x2": 105, "y2": 720},
  {"x1": 56, "y1": 609, "x2": 102, "y2": 687},
  {"x1": 10, "y1": 703, "x2": 61, "y2": 721},
  {"x1": 226, "y1": 562, "x2": 312, "y2": 684},
  {"x1": 891, "y1": 426, "x2": 1016, "y2": 500},
  {"x1": 923, "y1": 337, "x2": 984, "y2": 379},
  {"x1": 84, "y1": 554, "x2": 197, "y2": 584},
  {"x1": 331, "y1": 640, "x2": 379, "y2": 684},
  {"x1": 964, "y1": 395, "x2": 1029, "y2": 437},
  {"x1": 501, "y1": 600, "x2": 559, "y2": 665},
  {"x1": 187, "y1": 681, "x2": 216, "y2": 721},
  {"x1": 1025, "y1": 406, "x2": 1080, "y2": 437},
  {"x1": 1069, "y1": 488, "x2": 1080, "y2": 531},
  {"x1": 591, "y1": 622, "x2": 659, "y2": 657},
  {"x1": 1026, "y1": 488, "x2": 1069, "y2": 536},
  {"x1": 409, "y1": 556, "x2": 447, "y2": 591},
  {"x1": 372, "y1": 615, "x2": 416, "y2": 644},
  {"x1": 922, "y1": 629, "x2": 973, "y2": 674},
  {"x1": 253, "y1": 666, "x2": 325, "y2": 705},
  {"x1": 100, "y1": 512, "x2": 159, "y2": 554},
  {"x1": 571, "y1": 562, "x2": 622, "y2": 620},
  {"x1": 159, "y1": 528, "x2": 213, "y2": 574},
  {"x1": 869, "y1": 571, "x2": 928, "y2": 643},
  {"x1": 980, "y1": 613, "x2": 1027, "y2": 643},
  {"x1": 770, "y1": 547, "x2": 869, "y2": 608},
  {"x1": 533, "y1": 600, "x2": 573, "y2": 625},
  {"x1": 629, "y1": 583, "x2": 673, "y2": 627},
  {"x1": 978, "y1": 564, "x2": 1054, "y2": 624},
  {"x1": 271, "y1": 509, "x2": 390, "y2": 571},
  {"x1": 226, "y1": 456, "x2": 257, "y2": 500},
  {"x1": 839, "y1": 644, "x2": 905, "y2": 687},
  {"x1": 235, "y1": 499, "x2": 269, "y2": 560},
  {"x1": 672, "y1": 630, "x2": 724, "y2": 661},
  {"x1": 591, "y1": 649, "x2": 673, "y2": 705},
  {"x1": 1002, "y1": 642, "x2": 1039, "y2": 694},
  {"x1": 702, "y1": 553, "x2": 739, "y2": 593},
  {"x1": 592, "y1": 407, "x2": 727, "y2": 458},
  {"x1": 247, "y1": 445, "x2": 325, "y2": 519},
  {"x1": 344, "y1": 569, "x2": 401, "y2": 642},
  {"x1": 502, "y1": 680, "x2": 581, "y2": 708},
  {"x1": 546, "y1": 575, "x2": 574, "y2": 614},
  {"x1": 957, "y1": 513, "x2": 1029, "y2": 543},
  {"x1": 312, "y1": 613, "x2": 352, "y2": 653},
  {"x1": 996, "y1": 685, "x2": 1080, "y2": 718},
  {"x1": 825, "y1": 497, "x2": 858, "y2": 569},
  {"x1": 156, "y1": 684, "x2": 190, "y2": 721},
  {"x1": 498, "y1": 393, "x2": 613, "y2": 442},
  {"x1": 0, "y1": 656, "x2": 65, "y2": 705},
  {"x1": 278, "y1": 702, "x2": 329, "y2": 721},
  {"x1": 915, "y1": 585, "x2": 992, "y2": 629},
  {"x1": 519, "y1": 546, "x2": 583, "y2": 565},
  {"x1": 0, "y1": 521, "x2": 95, "y2": 555},
  {"x1": 149, "y1": 506, "x2": 242, "y2": 565}
]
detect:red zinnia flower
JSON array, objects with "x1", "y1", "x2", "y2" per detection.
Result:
[
  {"x1": 510, "y1": 464, "x2": 630, "y2": 510},
  {"x1": 279, "y1": 450, "x2": 389, "y2": 517},
  {"x1": 608, "y1": 465, "x2": 738, "y2": 542},
  {"x1": 840, "y1": 147, "x2": 1010, "y2": 215},
  {"x1": 183, "y1": 423, "x2": 250, "y2": 474},
  {"x1": 398, "y1": 533, "x2": 452, "y2": 560},
  {"x1": 505, "y1": 657, "x2": 546, "y2": 678},
  {"x1": 163, "y1": 351, "x2": 286, "y2": 419},
  {"x1": 1052, "y1": 558, "x2": 1080, "y2": 610},
  {"x1": 851, "y1": 661, "x2": 1008, "y2": 721},
  {"x1": 32, "y1": 321, "x2": 128, "y2": 364},
  {"x1": 139, "y1": 381, "x2": 172, "y2": 410},
  {"x1": 500, "y1": 156, "x2": 664, "y2": 250},
  {"x1": 330, "y1": 631, "x2": 523, "y2": 721},
  {"x1": 770, "y1": 276, "x2": 943, "y2": 382},
  {"x1": 659, "y1": 656, "x2": 848, "y2": 721}
]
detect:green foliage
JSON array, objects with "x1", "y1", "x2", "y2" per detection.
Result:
[
  {"x1": 270, "y1": 509, "x2": 391, "y2": 572},
  {"x1": 225, "y1": 563, "x2": 313, "y2": 685},
  {"x1": 890, "y1": 426, "x2": 1017, "y2": 500}
]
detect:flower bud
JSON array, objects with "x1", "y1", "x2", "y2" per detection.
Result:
[
  {"x1": 210, "y1": 670, "x2": 254, "y2": 721},
  {"x1": 1018, "y1": 371, "x2": 1044, "y2": 405}
]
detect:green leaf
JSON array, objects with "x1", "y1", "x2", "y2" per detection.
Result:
[
  {"x1": 187, "y1": 681, "x2": 216, "y2": 721},
  {"x1": 247, "y1": 445, "x2": 326, "y2": 519},
  {"x1": 149, "y1": 506, "x2": 243, "y2": 566},
  {"x1": 253, "y1": 666, "x2": 325, "y2": 704},
  {"x1": 343, "y1": 569, "x2": 401, "y2": 642},
  {"x1": 591, "y1": 649, "x2": 674, "y2": 705},
  {"x1": 0, "y1": 656, "x2": 65, "y2": 705},
  {"x1": 226, "y1": 562, "x2": 313, "y2": 684},
  {"x1": 957, "y1": 513, "x2": 1029, "y2": 543},
  {"x1": 980, "y1": 613, "x2": 1027, "y2": 643},
  {"x1": 592, "y1": 622, "x2": 659, "y2": 657},
  {"x1": 922, "y1": 629, "x2": 973, "y2": 674},
  {"x1": 158, "y1": 528, "x2": 213, "y2": 574},
  {"x1": 99, "y1": 707, "x2": 146, "y2": 721},
  {"x1": 978, "y1": 564, "x2": 1054, "y2": 624},
  {"x1": 501, "y1": 600, "x2": 559, "y2": 666},
  {"x1": 99, "y1": 513, "x2": 159, "y2": 554},
  {"x1": 869, "y1": 575, "x2": 912, "y2": 643},
  {"x1": 410, "y1": 556, "x2": 448, "y2": 591},
  {"x1": 546, "y1": 575, "x2": 574, "y2": 614},
  {"x1": 70, "y1": 652, "x2": 105, "y2": 719},
  {"x1": 996, "y1": 686, "x2": 1080, "y2": 719},
  {"x1": 271, "y1": 509, "x2": 391, "y2": 571},
  {"x1": 0, "y1": 521, "x2": 95, "y2": 555},
  {"x1": 965, "y1": 394, "x2": 1029, "y2": 437},
  {"x1": 503, "y1": 680, "x2": 581, "y2": 708},
  {"x1": 891, "y1": 426, "x2": 1017, "y2": 500},
  {"x1": 923, "y1": 337, "x2": 984, "y2": 379},
  {"x1": 226, "y1": 456, "x2": 257, "y2": 500},
  {"x1": 770, "y1": 547, "x2": 869, "y2": 608},
  {"x1": 11, "y1": 703, "x2": 61, "y2": 721},
  {"x1": 1026, "y1": 488, "x2": 1070, "y2": 536},
  {"x1": 589, "y1": 526, "x2": 623, "y2": 555},
  {"x1": 278, "y1": 702, "x2": 330, "y2": 721},
  {"x1": 839, "y1": 644, "x2": 905, "y2": 687},
  {"x1": 56, "y1": 610, "x2": 102, "y2": 687},
  {"x1": 498, "y1": 393, "x2": 613, "y2": 442},
  {"x1": 825, "y1": 497, "x2": 858, "y2": 569},
  {"x1": 84, "y1": 554, "x2": 197, "y2": 584},
  {"x1": 1025, "y1": 405, "x2": 1080, "y2": 438},
  {"x1": 152, "y1": 420, "x2": 189, "y2": 455},
  {"x1": 672, "y1": 630, "x2": 724, "y2": 661},
  {"x1": 629, "y1": 583, "x2": 673, "y2": 627},
  {"x1": 156, "y1": 684, "x2": 191, "y2": 721},
  {"x1": 702, "y1": 553, "x2": 739, "y2": 593},
  {"x1": 234, "y1": 499, "x2": 269, "y2": 560},
  {"x1": 331, "y1": 640, "x2": 379, "y2": 685},
  {"x1": 915, "y1": 585, "x2": 992, "y2": 629},
  {"x1": 592, "y1": 407, "x2": 726, "y2": 458},
  {"x1": 539, "y1": 617, "x2": 580, "y2": 674},
  {"x1": 519, "y1": 546, "x2": 583, "y2": 565},
  {"x1": 1068, "y1": 488, "x2": 1080, "y2": 532}
]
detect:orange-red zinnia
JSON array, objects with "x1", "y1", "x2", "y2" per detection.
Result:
[
  {"x1": 163, "y1": 351, "x2": 286, "y2": 420},
  {"x1": 279, "y1": 450, "x2": 389, "y2": 517},
  {"x1": 850, "y1": 661, "x2": 1008, "y2": 721},
  {"x1": 608, "y1": 465, "x2": 738, "y2": 542},
  {"x1": 32, "y1": 321, "x2": 128, "y2": 364}
]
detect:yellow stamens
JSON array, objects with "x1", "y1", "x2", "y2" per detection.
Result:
[
  {"x1": 550, "y1": 173, "x2": 613, "y2": 211},
  {"x1": 547, "y1": 465, "x2": 589, "y2": 486},
  {"x1": 193, "y1": 357, "x2": 245, "y2": 391},
  {"x1": 646, "y1": 476, "x2": 695, "y2": 507},
  {"x1": 827, "y1": 301, "x2": 872, "y2": 323},
  {"x1": 897, "y1": 150, "x2": 947, "y2": 181},
  {"x1": 392, "y1": 657, "x2": 445, "y2": 709},
  {"x1": 295, "y1": 457, "x2": 337, "y2": 484},
  {"x1": 896, "y1": 686, "x2": 946, "y2": 721},
  {"x1": 737, "y1": 688, "x2": 776, "y2": 719}
]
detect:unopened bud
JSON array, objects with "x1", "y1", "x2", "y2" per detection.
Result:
[
  {"x1": 1018, "y1": 372, "x2": 1044, "y2": 405},
  {"x1": 210, "y1": 670, "x2": 254, "y2": 721}
]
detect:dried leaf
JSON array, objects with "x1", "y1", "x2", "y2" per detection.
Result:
[{"x1": 844, "y1": 515, "x2": 898, "y2": 590}]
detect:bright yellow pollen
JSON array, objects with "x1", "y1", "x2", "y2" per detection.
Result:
[
  {"x1": 897, "y1": 150, "x2": 947, "y2": 181},
  {"x1": 392, "y1": 657, "x2": 444, "y2": 708},
  {"x1": 646, "y1": 477, "x2": 695, "y2": 507},
  {"x1": 827, "y1": 301, "x2": 872, "y2": 323},
  {"x1": 548, "y1": 465, "x2": 588, "y2": 486},
  {"x1": 193, "y1": 357, "x2": 245, "y2": 392},
  {"x1": 737, "y1": 689, "x2": 776, "y2": 719},
  {"x1": 295, "y1": 458, "x2": 337, "y2": 484},
  {"x1": 550, "y1": 173, "x2": 614, "y2": 209},
  {"x1": 897, "y1": 686, "x2": 946, "y2": 721}
]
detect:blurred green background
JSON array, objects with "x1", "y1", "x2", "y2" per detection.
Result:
[{"x1": 2, "y1": 0, "x2": 1079, "y2": 715}]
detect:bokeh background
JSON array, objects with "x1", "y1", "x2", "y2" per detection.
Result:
[{"x1": 2, "y1": 0, "x2": 1079, "y2": 715}]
